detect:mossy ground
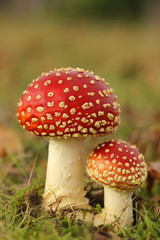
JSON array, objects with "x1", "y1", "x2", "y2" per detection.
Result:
[{"x1": 0, "y1": 13, "x2": 160, "y2": 240}]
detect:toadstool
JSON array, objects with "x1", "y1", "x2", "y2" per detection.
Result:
[
  {"x1": 17, "y1": 67, "x2": 120, "y2": 212},
  {"x1": 86, "y1": 139, "x2": 147, "y2": 227}
]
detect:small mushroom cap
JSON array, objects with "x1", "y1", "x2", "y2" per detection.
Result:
[
  {"x1": 17, "y1": 67, "x2": 120, "y2": 139},
  {"x1": 86, "y1": 140, "x2": 147, "y2": 191}
]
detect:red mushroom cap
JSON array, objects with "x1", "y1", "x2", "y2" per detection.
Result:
[
  {"x1": 86, "y1": 140, "x2": 147, "y2": 191},
  {"x1": 17, "y1": 67, "x2": 120, "y2": 139}
]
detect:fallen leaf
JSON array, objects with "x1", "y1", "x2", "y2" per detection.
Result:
[
  {"x1": 130, "y1": 122, "x2": 160, "y2": 162},
  {"x1": 147, "y1": 162, "x2": 160, "y2": 180},
  {"x1": 93, "y1": 231, "x2": 121, "y2": 240},
  {"x1": 110, "y1": 232, "x2": 122, "y2": 240},
  {"x1": 92, "y1": 226, "x2": 121, "y2": 240},
  {"x1": 152, "y1": 195, "x2": 160, "y2": 202},
  {"x1": 93, "y1": 231, "x2": 111, "y2": 240},
  {"x1": 147, "y1": 162, "x2": 160, "y2": 194},
  {"x1": 0, "y1": 124, "x2": 23, "y2": 157}
]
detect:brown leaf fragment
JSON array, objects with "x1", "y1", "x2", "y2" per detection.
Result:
[
  {"x1": 152, "y1": 195, "x2": 160, "y2": 202},
  {"x1": 93, "y1": 231, "x2": 111, "y2": 240},
  {"x1": 92, "y1": 226, "x2": 121, "y2": 240},
  {"x1": 109, "y1": 232, "x2": 122, "y2": 240},
  {"x1": 0, "y1": 124, "x2": 23, "y2": 157},
  {"x1": 146, "y1": 173, "x2": 155, "y2": 194},
  {"x1": 93, "y1": 231, "x2": 121, "y2": 240},
  {"x1": 147, "y1": 162, "x2": 160, "y2": 194},
  {"x1": 147, "y1": 162, "x2": 160, "y2": 180}
]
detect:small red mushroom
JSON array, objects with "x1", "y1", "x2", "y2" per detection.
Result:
[
  {"x1": 17, "y1": 67, "x2": 120, "y2": 212},
  {"x1": 86, "y1": 139, "x2": 147, "y2": 227}
]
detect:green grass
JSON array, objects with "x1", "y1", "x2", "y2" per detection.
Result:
[
  {"x1": 0, "y1": 13, "x2": 160, "y2": 239},
  {"x1": 119, "y1": 203, "x2": 160, "y2": 240},
  {"x1": 0, "y1": 184, "x2": 92, "y2": 240},
  {"x1": 1, "y1": 179, "x2": 160, "y2": 239}
]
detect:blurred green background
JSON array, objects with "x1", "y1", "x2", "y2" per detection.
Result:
[{"x1": 0, "y1": 0, "x2": 160, "y2": 161}]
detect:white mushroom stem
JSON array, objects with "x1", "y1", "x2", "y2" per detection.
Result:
[
  {"x1": 43, "y1": 137, "x2": 89, "y2": 211},
  {"x1": 94, "y1": 186, "x2": 133, "y2": 227}
]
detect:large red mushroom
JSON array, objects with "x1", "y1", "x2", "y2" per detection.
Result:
[
  {"x1": 17, "y1": 67, "x2": 120, "y2": 212},
  {"x1": 86, "y1": 139, "x2": 147, "y2": 227}
]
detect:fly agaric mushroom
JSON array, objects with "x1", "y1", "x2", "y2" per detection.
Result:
[
  {"x1": 17, "y1": 67, "x2": 120, "y2": 212},
  {"x1": 86, "y1": 139, "x2": 147, "y2": 228}
]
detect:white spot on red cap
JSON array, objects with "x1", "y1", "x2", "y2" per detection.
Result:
[
  {"x1": 49, "y1": 125, "x2": 55, "y2": 130},
  {"x1": 47, "y1": 92, "x2": 54, "y2": 97},
  {"x1": 27, "y1": 96, "x2": 31, "y2": 101},
  {"x1": 70, "y1": 108, "x2": 76, "y2": 115},
  {"x1": 67, "y1": 77, "x2": 72, "y2": 80},
  {"x1": 77, "y1": 74, "x2": 82, "y2": 78},
  {"x1": 58, "y1": 80, "x2": 63, "y2": 84},
  {"x1": 96, "y1": 100, "x2": 100, "y2": 104},
  {"x1": 47, "y1": 102, "x2": 54, "y2": 107},
  {"x1": 36, "y1": 107, "x2": 44, "y2": 112},
  {"x1": 44, "y1": 80, "x2": 51, "y2": 86},
  {"x1": 64, "y1": 88, "x2": 69, "y2": 93},
  {"x1": 21, "y1": 111, "x2": 25, "y2": 116},
  {"x1": 36, "y1": 95, "x2": 41, "y2": 99},
  {"x1": 27, "y1": 107, "x2": 31, "y2": 113},
  {"x1": 68, "y1": 96, "x2": 76, "y2": 101},
  {"x1": 73, "y1": 86, "x2": 79, "y2": 91},
  {"x1": 63, "y1": 113, "x2": 69, "y2": 118},
  {"x1": 56, "y1": 72, "x2": 61, "y2": 76},
  {"x1": 17, "y1": 101, "x2": 22, "y2": 107},
  {"x1": 87, "y1": 92, "x2": 95, "y2": 96},
  {"x1": 32, "y1": 118, "x2": 38, "y2": 123}
]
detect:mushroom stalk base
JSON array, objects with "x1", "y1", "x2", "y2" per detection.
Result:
[
  {"x1": 94, "y1": 187, "x2": 133, "y2": 228},
  {"x1": 43, "y1": 138, "x2": 89, "y2": 212}
]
